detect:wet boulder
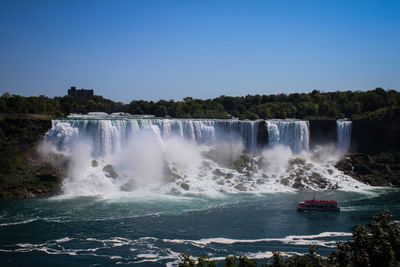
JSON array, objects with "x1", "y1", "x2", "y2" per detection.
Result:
[
  {"x1": 292, "y1": 177, "x2": 305, "y2": 189},
  {"x1": 103, "y1": 164, "x2": 118, "y2": 178},
  {"x1": 234, "y1": 183, "x2": 247, "y2": 191},
  {"x1": 180, "y1": 182, "x2": 190, "y2": 191},
  {"x1": 232, "y1": 154, "x2": 252, "y2": 173},
  {"x1": 225, "y1": 173, "x2": 234, "y2": 179},
  {"x1": 120, "y1": 180, "x2": 137, "y2": 191},
  {"x1": 213, "y1": 169, "x2": 225, "y2": 176},
  {"x1": 92, "y1": 160, "x2": 99, "y2": 167},
  {"x1": 289, "y1": 158, "x2": 306, "y2": 166},
  {"x1": 163, "y1": 165, "x2": 182, "y2": 182},
  {"x1": 280, "y1": 178, "x2": 290, "y2": 186},
  {"x1": 256, "y1": 179, "x2": 265, "y2": 185},
  {"x1": 217, "y1": 179, "x2": 225, "y2": 185}
]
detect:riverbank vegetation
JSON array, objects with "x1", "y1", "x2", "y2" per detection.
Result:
[
  {"x1": 1, "y1": 88, "x2": 399, "y2": 120},
  {"x1": 178, "y1": 210, "x2": 400, "y2": 266},
  {"x1": 0, "y1": 117, "x2": 62, "y2": 198}
]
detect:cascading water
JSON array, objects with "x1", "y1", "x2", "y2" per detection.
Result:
[
  {"x1": 49, "y1": 118, "x2": 260, "y2": 157},
  {"x1": 40, "y1": 113, "x2": 368, "y2": 196},
  {"x1": 337, "y1": 120, "x2": 352, "y2": 152},
  {"x1": 266, "y1": 120, "x2": 309, "y2": 154}
]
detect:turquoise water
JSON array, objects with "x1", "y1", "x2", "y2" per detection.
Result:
[{"x1": 0, "y1": 189, "x2": 399, "y2": 266}]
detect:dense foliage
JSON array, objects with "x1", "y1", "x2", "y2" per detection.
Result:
[
  {"x1": 0, "y1": 117, "x2": 61, "y2": 198},
  {"x1": 178, "y1": 210, "x2": 400, "y2": 267},
  {"x1": 0, "y1": 93, "x2": 122, "y2": 117},
  {"x1": 0, "y1": 88, "x2": 399, "y2": 120},
  {"x1": 130, "y1": 88, "x2": 400, "y2": 120}
]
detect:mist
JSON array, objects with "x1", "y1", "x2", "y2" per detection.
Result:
[{"x1": 38, "y1": 117, "x2": 369, "y2": 198}]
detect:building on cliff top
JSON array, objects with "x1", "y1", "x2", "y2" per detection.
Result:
[{"x1": 68, "y1": 86, "x2": 94, "y2": 98}]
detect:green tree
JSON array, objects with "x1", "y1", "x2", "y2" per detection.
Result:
[
  {"x1": 154, "y1": 105, "x2": 168, "y2": 117},
  {"x1": 197, "y1": 256, "x2": 217, "y2": 267},
  {"x1": 330, "y1": 210, "x2": 400, "y2": 267},
  {"x1": 179, "y1": 254, "x2": 195, "y2": 267},
  {"x1": 223, "y1": 256, "x2": 237, "y2": 267}
]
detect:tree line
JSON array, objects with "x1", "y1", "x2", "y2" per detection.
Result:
[{"x1": 1, "y1": 88, "x2": 399, "y2": 120}]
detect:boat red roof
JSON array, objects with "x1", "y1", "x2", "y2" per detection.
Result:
[{"x1": 304, "y1": 200, "x2": 337, "y2": 204}]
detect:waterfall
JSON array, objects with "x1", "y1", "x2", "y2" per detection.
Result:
[
  {"x1": 47, "y1": 116, "x2": 312, "y2": 157},
  {"x1": 337, "y1": 120, "x2": 352, "y2": 152},
  {"x1": 47, "y1": 118, "x2": 261, "y2": 157},
  {"x1": 266, "y1": 120, "x2": 309, "y2": 154},
  {"x1": 41, "y1": 114, "x2": 368, "y2": 195}
]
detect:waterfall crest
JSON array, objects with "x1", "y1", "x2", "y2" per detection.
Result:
[
  {"x1": 48, "y1": 119, "x2": 260, "y2": 157},
  {"x1": 48, "y1": 117, "x2": 312, "y2": 157}
]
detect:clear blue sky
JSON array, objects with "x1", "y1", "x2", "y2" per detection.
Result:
[{"x1": 0, "y1": 0, "x2": 399, "y2": 103}]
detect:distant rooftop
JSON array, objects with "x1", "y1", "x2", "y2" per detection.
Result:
[{"x1": 67, "y1": 86, "x2": 94, "y2": 98}]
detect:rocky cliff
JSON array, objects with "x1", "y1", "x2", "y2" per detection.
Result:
[
  {"x1": 309, "y1": 119, "x2": 337, "y2": 148},
  {"x1": 351, "y1": 119, "x2": 400, "y2": 153},
  {"x1": 0, "y1": 117, "x2": 63, "y2": 198}
]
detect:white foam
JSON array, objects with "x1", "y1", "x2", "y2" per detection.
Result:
[
  {"x1": 0, "y1": 218, "x2": 37, "y2": 227},
  {"x1": 162, "y1": 232, "x2": 352, "y2": 247},
  {"x1": 137, "y1": 253, "x2": 160, "y2": 259},
  {"x1": 6, "y1": 237, "x2": 130, "y2": 261},
  {"x1": 55, "y1": 237, "x2": 73, "y2": 243},
  {"x1": 1, "y1": 232, "x2": 351, "y2": 265}
]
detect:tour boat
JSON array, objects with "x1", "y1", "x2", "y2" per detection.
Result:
[{"x1": 297, "y1": 198, "x2": 340, "y2": 212}]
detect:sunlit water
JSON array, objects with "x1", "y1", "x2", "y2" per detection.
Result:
[{"x1": 1, "y1": 189, "x2": 399, "y2": 266}]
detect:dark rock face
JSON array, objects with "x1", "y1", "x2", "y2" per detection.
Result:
[
  {"x1": 257, "y1": 120, "x2": 268, "y2": 150},
  {"x1": 309, "y1": 119, "x2": 337, "y2": 149},
  {"x1": 336, "y1": 153, "x2": 400, "y2": 186},
  {"x1": 309, "y1": 119, "x2": 400, "y2": 154},
  {"x1": 35, "y1": 163, "x2": 60, "y2": 182},
  {"x1": 351, "y1": 120, "x2": 400, "y2": 153}
]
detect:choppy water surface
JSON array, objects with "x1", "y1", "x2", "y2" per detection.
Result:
[{"x1": 1, "y1": 189, "x2": 399, "y2": 266}]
